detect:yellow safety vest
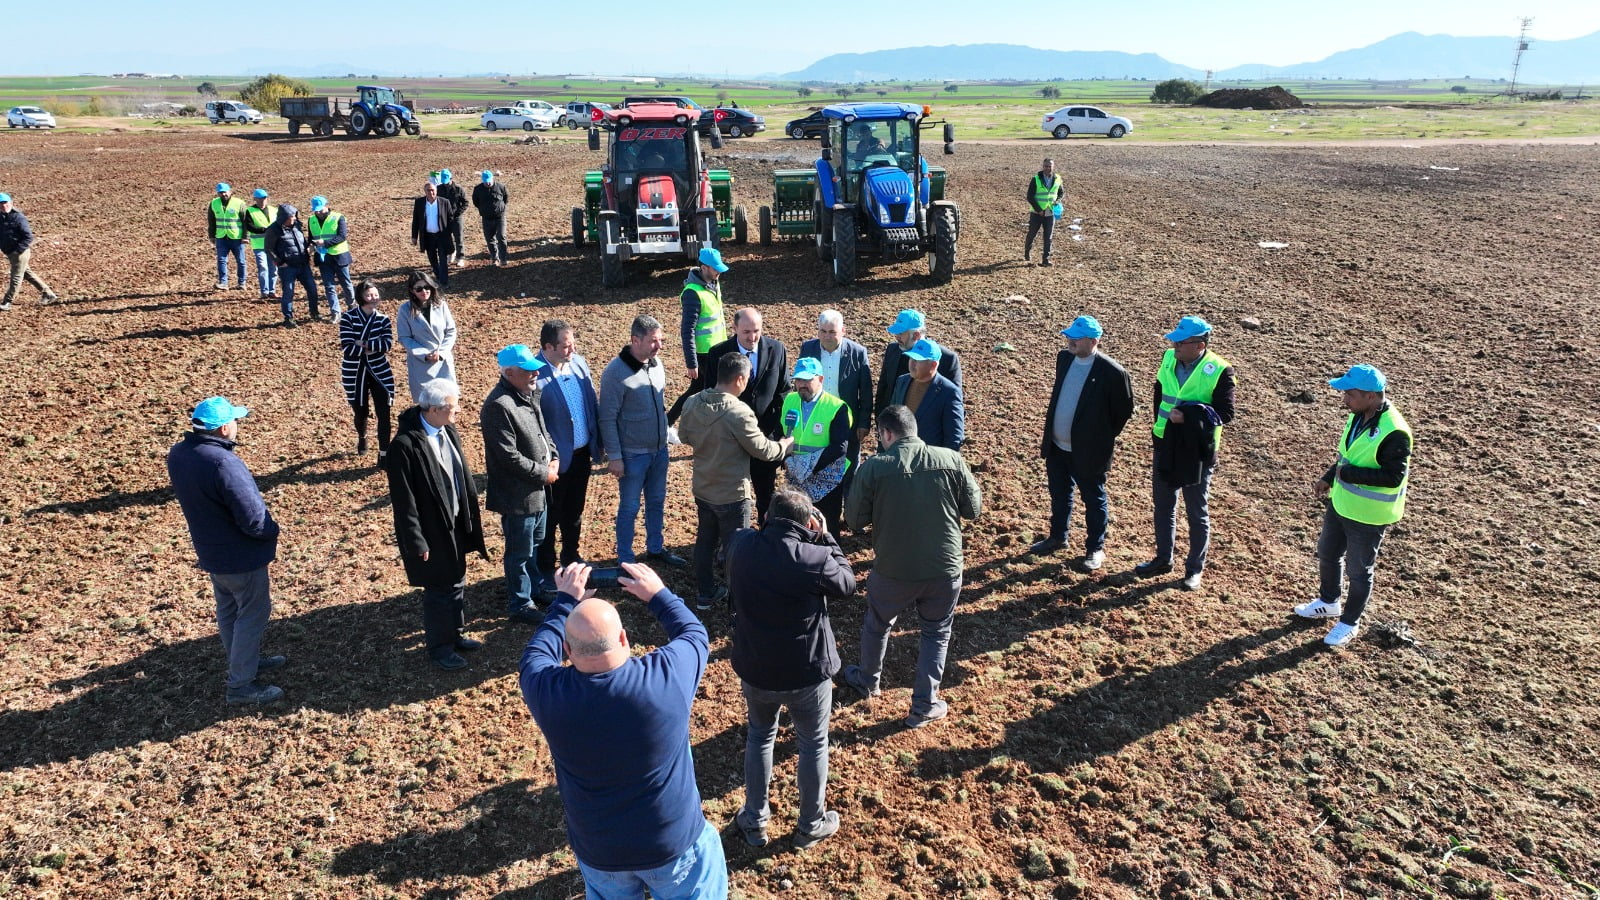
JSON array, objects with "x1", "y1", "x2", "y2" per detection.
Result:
[
  {"x1": 684, "y1": 280, "x2": 726, "y2": 355},
  {"x1": 308, "y1": 211, "x2": 349, "y2": 258},
  {"x1": 1331, "y1": 404, "x2": 1412, "y2": 526},
  {"x1": 244, "y1": 204, "x2": 278, "y2": 251},
  {"x1": 781, "y1": 391, "x2": 852, "y2": 473},
  {"x1": 1031, "y1": 173, "x2": 1063, "y2": 209},
  {"x1": 1153, "y1": 348, "x2": 1231, "y2": 445},
  {"x1": 210, "y1": 196, "x2": 246, "y2": 240}
]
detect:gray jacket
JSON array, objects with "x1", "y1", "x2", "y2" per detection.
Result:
[
  {"x1": 480, "y1": 377, "x2": 556, "y2": 516},
  {"x1": 599, "y1": 345, "x2": 668, "y2": 459}
]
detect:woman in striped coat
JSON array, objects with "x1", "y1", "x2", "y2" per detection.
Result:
[{"x1": 340, "y1": 279, "x2": 397, "y2": 461}]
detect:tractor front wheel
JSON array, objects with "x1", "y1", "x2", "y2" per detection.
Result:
[
  {"x1": 380, "y1": 115, "x2": 401, "y2": 137},
  {"x1": 758, "y1": 206, "x2": 773, "y2": 246},
  {"x1": 404, "y1": 123, "x2": 420, "y2": 136},
  {"x1": 733, "y1": 206, "x2": 749, "y2": 244},
  {"x1": 814, "y1": 199, "x2": 832, "y2": 261},
  {"x1": 929, "y1": 207, "x2": 957, "y2": 284},
  {"x1": 696, "y1": 211, "x2": 719, "y2": 252},
  {"x1": 831, "y1": 207, "x2": 857, "y2": 286},
  {"x1": 571, "y1": 207, "x2": 586, "y2": 249},
  {"x1": 600, "y1": 220, "x2": 625, "y2": 287},
  {"x1": 350, "y1": 109, "x2": 370, "y2": 136}
]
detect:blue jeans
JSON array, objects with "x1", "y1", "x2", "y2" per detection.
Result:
[
  {"x1": 1152, "y1": 455, "x2": 1214, "y2": 576},
  {"x1": 278, "y1": 264, "x2": 319, "y2": 318},
  {"x1": 501, "y1": 510, "x2": 548, "y2": 611},
  {"x1": 576, "y1": 819, "x2": 727, "y2": 900},
  {"x1": 856, "y1": 571, "x2": 961, "y2": 717},
  {"x1": 1044, "y1": 444, "x2": 1109, "y2": 552},
  {"x1": 741, "y1": 678, "x2": 832, "y2": 836},
  {"x1": 615, "y1": 448, "x2": 668, "y2": 562},
  {"x1": 1318, "y1": 506, "x2": 1389, "y2": 627},
  {"x1": 317, "y1": 260, "x2": 352, "y2": 316},
  {"x1": 208, "y1": 566, "x2": 273, "y2": 691},
  {"x1": 252, "y1": 248, "x2": 277, "y2": 295},
  {"x1": 214, "y1": 238, "x2": 245, "y2": 285}
]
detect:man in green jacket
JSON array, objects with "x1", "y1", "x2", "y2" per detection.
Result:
[{"x1": 841, "y1": 405, "x2": 981, "y2": 729}]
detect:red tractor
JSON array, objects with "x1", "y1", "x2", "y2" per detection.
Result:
[{"x1": 572, "y1": 103, "x2": 746, "y2": 288}]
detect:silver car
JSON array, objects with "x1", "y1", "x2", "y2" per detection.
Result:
[
  {"x1": 481, "y1": 107, "x2": 551, "y2": 132},
  {"x1": 7, "y1": 106, "x2": 57, "y2": 128},
  {"x1": 1040, "y1": 105, "x2": 1132, "y2": 139}
]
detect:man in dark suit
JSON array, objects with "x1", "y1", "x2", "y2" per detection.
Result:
[
  {"x1": 799, "y1": 309, "x2": 873, "y2": 484},
  {"x1": 535, "y1": 319, "x2": 601, "y2": 579},
  {"x1": 703, "y1": 307, "x2": 788, "y2": 519},
  {"x1": 888, "y1": 339, "x2": 963, "y2": 451},
  {"x1": 410, "y1": 180, "x2": 456, "y2": 288},
  {"x1": 874, "y1": 308, "x2": 962, "y2": 415},
  {"x1": 1029, "y1": 316, "x2": 1133, "y2": 571},
  {"x1": 385, "y1": 378, "x2": 488, "y2": 670}
]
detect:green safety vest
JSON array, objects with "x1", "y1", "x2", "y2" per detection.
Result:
[
  {"x1": 782, "y1": 391, "x2": 852, "y2": 472},
  {"x1": 1330, "y1": 404, "x2": 1412, "y2": 526},
  {"x1": 1031, "y1": 173, "x2": 1063, "y2": 209},
  {"x1": 210, "y1": 196, "x2": 246, "y2": 240},
  {"x1": 244, "y1": 204, "x2": 278, "y2": 250},
  {"x1": 1153, "y1": 348, "x2": 1231, "y2": 445},
  {"x1": 684, "y1": 280, "x2": 726, "y2": 354},
  {"x1": 308, "y1": 211, "x2": 349, "y2": 258}
]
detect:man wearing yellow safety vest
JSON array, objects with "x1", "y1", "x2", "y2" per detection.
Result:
[
  {"x1": 307, "y1": 196, "x2": 353, "y2": 319},
  {"x1": 1024, "y1": 158, "x2": 1064, "y2": 267},
  {"x1": 781, "y1": 357, "x2": 854, "y2": 535},
  {"x1": 242, "y1": 189, "x2": 278, "y2": 300},
  {"x1": 207, "y1": 183, "x2": 248, "y2": 291},
  {"x1": 666, "y1": 247, "x2": 729, "y2": 427},
  {"x1": 1294, "y1": 365, "x2": 1413, "y2": 648},
  {"x1": 1136, "y1": 315, "x2": 1236, "y2": 591}
]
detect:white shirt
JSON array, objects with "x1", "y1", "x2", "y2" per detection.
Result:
[
  {"x1": 818, "y1": 344, "x2": 843, "y2": 397},
  {"x1": 424, "y1": 199, "x2": 440, "y2": 233}
]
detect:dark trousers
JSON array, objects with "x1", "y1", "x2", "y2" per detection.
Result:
[
  {"x1": 449, "y1": 216, "x2": 464, "y2": 261},
  {"x1": 481, "y1": 215, "x2": 507, "y2": 263},
  {"x1": 666, "y1": 353, "x2": 712, "y2": 425},
  {"x1": 814, "y1": 486, "x2": 844, "y2": 537},
  {"x1": 1317, "y1": 506, "x2": 1389, "y2": 626},
  {"x1": 538, "y1": 444, "x2": 592, "y2": 572},
  {"x1": 350, "y1": 372, "x2": 393, "y2": 451},
  {"x1": 1152, "y1": 455, "x2": 1214, "y2": 576},
  {"x1": 1025, "y1": 212, "x2": 1055, "y2": 260},
  {"x1": 1045, "y1": 444, "x2": 1110, "y2": 552},
  {"x1": 751, "y1": 457, "x2": 780, "y2": 521},
  {"x1": 694, "y1": 497, "x2": 750, "y2": 598},
  {"x1": 421, "y1": 232, "x2": 451, "y2": 287},
  {"x1": 420, "y1": 578, "x2": 466, "y2": 658}
]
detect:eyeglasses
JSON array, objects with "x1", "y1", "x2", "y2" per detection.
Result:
[
  {"x1": 411, "y1": 286, "x2": 433, "y2": 294},
  {"x1": 1175, "y1": 338, "x2": 1207, "y2": 347}
]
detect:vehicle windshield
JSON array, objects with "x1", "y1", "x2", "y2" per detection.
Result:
[
  {"x1": 362, "y1": 88, "x2": 396, "y2": 106},
  {"x1": 20, "y1": 107, "x2": 43, "y2": 113},
  {"x1": 843, "y1": 119, "x2": 914, "y2": 174},
  {"x1": 612, "y1": 126, "x2": 691, "y2": 175}
]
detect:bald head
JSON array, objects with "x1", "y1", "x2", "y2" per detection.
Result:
[
  {"x1": 565, "y1": 598, "x2": 629, "y2": 672},
  {"x1": 733, "y1": 307, "x2": 763, "y2": 351}
]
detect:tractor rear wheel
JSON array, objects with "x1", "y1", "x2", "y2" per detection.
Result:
[
  {"x1": 350, "y1": 109, "x2": 370, "y2": 136},
  {"x1": 733, "y1": 206, "x2": 749, "y2": 244},
  {"x1": 1053, "y1": 124, "x2": 1069, "y2": 139},
  {"x1": 600, "y1": 220, "x2": 625, "y2": 288},
  {"x1": 758, "y1": 206, "x2": 773, "y2": 246},
  {"x1": 814, "y1": 199, "x2": 831, "y2": 261},
  {"x1": 571, "y1": 207, "x2": 586, "y2": 248},
  {"x1": 929, "y1": 206, "x2": 957, "y2": 284},
  {"x1": 380, "y1": 115, "x2": 401, "y2": 137},
  {"x1": 831, "y1": 207, "x2": 857, "y2": 286},
  {"x1": 696, "y1": 211, "x2": 719, "y2": 252}
]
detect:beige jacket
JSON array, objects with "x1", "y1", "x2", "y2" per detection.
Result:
[{"x1": 679, "y1": 388, "x2": 787, "y2": 504}]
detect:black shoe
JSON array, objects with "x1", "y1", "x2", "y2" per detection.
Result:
[
  {"x1": 1027, "y1": 537, "x2": 1066, "y2": 556},
  {"x1": 256, "y1": 654, "x2": 287, "y2": 672},
  {"x1": 455, "y1": 638, "x2": 484, "y2": 652},
  {"x1": 507, "y1": 603, "x2": 543, "y2": 624},
  {"x1": 310, "y1": 312, "x2": 323, "y2": 322},
  {"x1": 1135, "y1": 559, "x2": 1173, "y2": 578},
  {"x1": 695, "y1": 587, "x2": 727, "y2": 612},
  {"x1": 645, "y1": 550, "x2": 687, "y2": 568},
  {"x1": 282, "y1": 317, "x2": 297, "y2": 328},
  {"x1": 357, "y1": 434, "x2": 368, "y2": 455},
  {"x1": 431, "y1": 651, "x2": 469, "y2": 671},
  {"x1": 225, "y1": 681, "x2": 284, "y2": 705},
  {"x1": 1040, "y1": 259, "x2": 1053, "y2": 267}
]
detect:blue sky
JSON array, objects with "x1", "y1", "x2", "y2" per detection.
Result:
[{"x1": 7, "y1": 0, "x2": 1598, "y2": 76}]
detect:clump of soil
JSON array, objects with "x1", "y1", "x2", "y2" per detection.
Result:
[{"x1": 1195, "y1": 86, "x2": 1306, "y2": 109}]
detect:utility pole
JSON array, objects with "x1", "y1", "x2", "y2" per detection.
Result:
[
  {"x1": 1204, "y1": 69, "x2": 1213, "y2": 91},
  {"x1": 1508, "y1": 17, "x2": 1534, "y2": 97}
]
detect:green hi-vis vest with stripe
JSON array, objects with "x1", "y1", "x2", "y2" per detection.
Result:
[
  {"x1": 1031, "y1": 173, "x2": 1063, "y2": 209},
  {"x1": 245, "y1": 204, "x2": 278, "y2": 250},
  {"x1": 684, "y1": 280, "x2": 726, "y2": 354},
  {"x1": 1153, "y1": 348, "x2": 1230, "y2": 445},
  {"x1": 1331, "y1": 404, "x2": 1412, "y2": 526},
  {"x1": 211, "y1": 196, "x2": 246, "y2": 240},
  {"x1": 308, "y1": 211, "x2": 349, "y2": 257},
  {"x1": 782, "y1": 391, "x2": 852, "y2": 473}
]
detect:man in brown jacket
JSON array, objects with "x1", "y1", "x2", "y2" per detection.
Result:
[{"x1": 679, "y1": 353, "x2": 793, "y2": 610}]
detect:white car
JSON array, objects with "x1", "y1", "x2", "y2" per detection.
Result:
[
  {"x1": 481, "y1": 107, "x2": 551, "y2": 132},
  {"x1": 7, "y1": 106, "x2": 57, "y2": 128},
  {"x1": 510, "y1": 100, "x2": 566, "y2": 128},
  {"x1": 1041, "y1": 105, "x2": 1132, "y2": 139}
]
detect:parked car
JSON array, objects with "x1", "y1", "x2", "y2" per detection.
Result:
[
  {"x1": 7, "y1": 106, "x2": 57, "y2": 128},
  {"x1": 205, "y1": 100, "x2": 263, "y2": 124},
  {"x1": 510, "y1": 100, "x2": 566, "y2": 128},
  {"x1": 698, "y1": 106, "x2": 765, "y2": 138},
  {"x1": 783, "y1": 109, "x2": 827, "y2": 140},
  {"x1": 1040, "y1": 105, "x2": 1133, "y2": 139},
  {"x1": 481, "y1": 107, "x2": 551, "y2": 132},
  {"x1": 622, "y1": 95, "x2": 704, "y2": 111},
  {"x1": 564, "y1": 100, "x2": 612, "y2": 129}
]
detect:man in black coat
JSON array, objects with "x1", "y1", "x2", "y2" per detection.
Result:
[
  {"x1": 385, "y1": 378, "x2": 488, "y2": 670},
  {"x1": 874, "y1": 308, "x2": 962, "y2": 415},
  {"x1": 702, "y1": 307, "x2": 788, "y2": 519},
  {"x1": 410, "y1": 180, "x2": 456, "y2": 288},
  {"x1": 1029, "y1": 316, "x2": 1133, "y2": 571},
  {"x1": 799, "y1": 309, "x2": 872, "y2": 486},
  {"x1": 471, "y1": 170, "x2": 509, "y2": 266},
  {"x1": 435, "y1": 169, "x2": 469, "y2": 266}
]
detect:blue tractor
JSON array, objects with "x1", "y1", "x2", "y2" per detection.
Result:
[{"x1": 346, "y1": 85, "x2": 420, "y2": 137}]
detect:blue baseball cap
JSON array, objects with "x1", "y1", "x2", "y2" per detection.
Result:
[
  {"x1": 792, "y1": 357, "x2": 824, "y2": 380},
  {"x1": 252, "y1": 188, "x2": 269, "y2": 199},
  {"x1": 310, "y1": 196, "x2": 328, "y2": 212},
  {"x1": 440, "y1": 169, "x2": 453, "y2": 184},
  {"x1": 0, "y1": 193, "x2": 11, "y2": 203},
  {"x1": 698, "y1": 247, "x2": 728, "y2": 272},
  {"x1": 192, "y1": 396, "x2": 249, "y2": 429},
  {"x1": 1329, "y1": 364, "x2": 1387, "y2": 392},
  {"x1": 903, "y1": 338, "x2": 942, "y2": 362},
  {"x1": 1164, "y1": 315, "x2": 1213, "y2": 343},
  {"x1": 496, "y1": 344, "x2": 548, "y2": 372},
  {"x1": 215, "y1": 182, "x2": 231, "y2": 193},
  {"x1": 481, "y1": 170, "x2": 493, "y2": 183},
  {"x1": 1062, "y1": 315, "x2": 1103, "y2": 339},
  {"x1": 886, "y1": 309, "x2": 925, "y2": 335}
]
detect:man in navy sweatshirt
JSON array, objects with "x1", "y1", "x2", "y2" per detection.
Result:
[{"x1": 519, "y1": 562, "x2": 726, "y2": 897}]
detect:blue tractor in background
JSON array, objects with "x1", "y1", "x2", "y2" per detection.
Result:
[{"x1": 347, "y1": 85, "x2": 420, "y2": 137}]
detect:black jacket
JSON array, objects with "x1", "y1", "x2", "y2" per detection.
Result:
[
  {"x1": 385, "y1": 406, "x2": 487, "y2": 587},
  {"x1": 472, "y1": 181, "x2": 508, "y2": 218},
  {"x1": 1039, "y1": 350, "x2": 1133, "y2": 475},
  {"x1": 1321, "y1": 402, "x2": 1411, "y2": 488},
  {"x1": 876, "y1": 340, "x2": 963, "y2": 414},
  {"x1": 437, "y1": 182, "x2": 468, "y2": 223},
  {"x1": 727, "y1": 517, "x2": 855, "y2": 691},
  {"x1": 799, "y1": 337, "x2": 874, "y2": 435},
  {"x1": 703, "y1": 335, "x2": 788, "y2": 436},
  {"x1": 410, "y1": 197, "x2": 456, "y2": 249},
  {"x1": 0, "y1": 208, "x2": 35, "y2": 255}
]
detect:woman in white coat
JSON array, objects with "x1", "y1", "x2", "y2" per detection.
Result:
[{"x1": 395, "y1": 269, "x2": 456, "y2": 401}]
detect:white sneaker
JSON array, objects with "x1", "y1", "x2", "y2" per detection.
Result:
[
  {"x1": 1080, "y1": 550, "x2": 1105, "y2": 571},
  {"x1": 1293, "y1": 598, "x2": 1343, "y2": 619},
  {"x1": 1324, "y1": 622, "x2": 1359, "y2": 648},
  {"x1": 666, "y1": 426, "x2": 681, "y2": 445}
]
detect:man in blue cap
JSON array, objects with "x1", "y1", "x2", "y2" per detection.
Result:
[
  {"x1": 1137, "y1": 315, "x2": 1236, "y2": 590},
  {"x1": 242, "y1": 188, "x2": 278, "y2": 299},
  {"x1": 874, "y1": 309, "x2": 962, "y2": 416},
  {"x1": 482, "y1": 345, "x2": 559, "y2": 623},
  {"x1": 888, "y1": 339, "x2": 963, "y2": 451},
  {"x1": 1030, "y1": 315, "x2": 1133, "y2": 570},
  {"x1": 471, "y1": 170, "x2": 509, "y2": 266},
  {"x1": 435, "y1": 169, "x2": 469, "y2": 267},
  {"x1": 308, "y1": 195, "x2": 353, "y2": 318},
  {"x1": 0, "y1": 191, "x2": 59, "y2": 310},
  {"x1": 207, "y1": 183, "x2": 248, "y2": 291},
  {"x1": 781, "y1": 357, "x2": 854, "y2": 535},
  {"x1": 166, "y1": 396, "x2": 285, "y2": 705},
  {"x1": 1294, "y1": 365, "x2": 1413, "y2": 648},
  {"x1": 666, "y1": 246, "x2": 729, "y2": 426}
]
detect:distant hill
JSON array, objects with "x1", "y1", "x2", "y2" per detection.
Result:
[
  {"x1": 783, "y1": 44, "x2": 1204, "y2": 83},
  {"x1": 1218, "y1": 30, "x2": 1600, "y2": 83}
]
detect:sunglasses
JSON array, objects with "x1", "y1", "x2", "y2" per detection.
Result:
[{"x1": 411, "y1": 286, "x2": 433, "y2": 294}]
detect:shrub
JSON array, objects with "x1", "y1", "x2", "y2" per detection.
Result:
[
  {"x1": 1450, "y1": 85, "x2": 1468, "y2": 93},
  {"x1": 1150, "y1": 78, "x2": 1205, "y2": 104},
  {"x1": 238, "y1": 74, "x2": 314, "y2": 111},
  {"x1": 196, "y1": 82, "x2": 218, "y2": 97},
  {"x1": 1038, "y1": 85, "x2": 1061, "y2": 99},
  {"x1": 944, "y1": 84, "x2": 959, "y2": 93},
  {"x1": 796, "y1": 86, "x2": 813, "y2": 98}
]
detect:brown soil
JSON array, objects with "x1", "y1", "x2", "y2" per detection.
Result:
[
  {"x1": 2, "y1": 129, "x2": 1598, "y2": 899},
  {"x1": 1196, "y1": 87, "x2": 1307, "y2": 110}
]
